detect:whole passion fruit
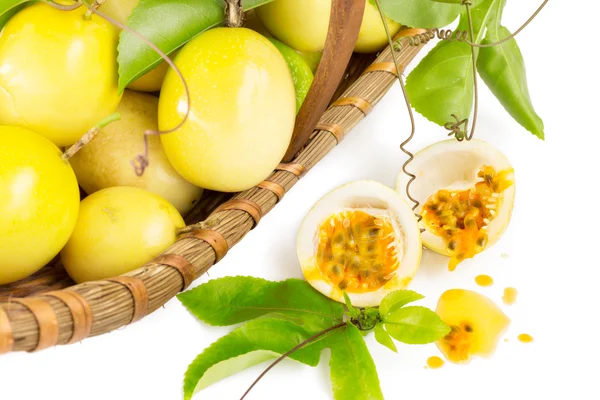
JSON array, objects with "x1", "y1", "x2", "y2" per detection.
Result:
[
  {"x1": 255, "y1": 0, "x2": 401, "y2": 53},
  {"x1": 0, "y1": 126, "x2": 79, "y2": 284},
  {"x1": 396, "y1": 139, "x2": 515, "y2": 271},
  {"x1": 297, "y1": 181, "x2": 422, "y2": 307},
  {"x1": 0, "y1": 3, "x2": 121, "y2": 147},
  {"x1": 158, "y1": 27, "x2": 296, "y2": 192}
]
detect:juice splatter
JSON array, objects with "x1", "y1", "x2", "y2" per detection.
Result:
[
  {"x1": 436, "y1": 289, "x2": 510, "y2": 363},
  {"x1": 475, "y1": 274, "x2": 493, "y2": 287},
  {"x1": 518, "y1": 333, "x2": 534, "y2": 343},
  {"x1": 426, "y1": 356, "x2": 445, "y2": 369},
  {"x1": 502, "y1": 287, "x2": 518, "y2": 305}
]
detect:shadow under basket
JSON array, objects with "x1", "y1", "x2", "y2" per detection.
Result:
[{"x1": 0, "y1": 20, "x2": 428, "y2": 354}]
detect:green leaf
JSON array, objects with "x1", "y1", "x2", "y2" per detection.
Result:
[
  {"x1": 0, "y1": 0, "x2": 28, "y2": 30},
  {"x1": 405, "y1": 0, "x2": 498, "y2": 126},
  {"x1": 378, "y1": 0, "x2": 461, "y2": 29},
  {"x1": 177, "y1": 277, "x2": 343, "y2": 331},
  {"x1": 477, "y1": 0, "x2": 544, "y2": 139},
  {"x1": 343, "y1": 292, "x2": 360, "y2": 318},
  {"x1": 183, "y1": 318, "x2": 330, "y2": 400},
  {"x1": 374, "y1": 323, "x2": 397, "y2": 353},
  {"x1": 328, "y1": 323, "x2": 384, "y2": 400},
  {"x1": 379, "y1": 290, "x2": 424, "y2": 317},
  {"x1": 383, "y1": 306, "x2": 450, "y2": 344},
  {"x1": 117, "y1": 0, "x2": 272, "y2": 91}
]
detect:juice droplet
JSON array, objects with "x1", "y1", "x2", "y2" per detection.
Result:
[
  {"x1": 475, "y1": 274, "x2": 493, "y2": 287},
  {"x1": 518, "y1": 333, "x2": 534, "y2": 343},
  {"x1": 501, "y1": 252, "x2": 510, "y2": 259},
  {"x1": 502, "y1": 287, "x2": 518, "y2": 305},
  {"x1": 427, "y1": 356, "x2": 445, "y2": 369},
  {"x1": 435, "y1": 289, "x2": 510, "y2": 364}
]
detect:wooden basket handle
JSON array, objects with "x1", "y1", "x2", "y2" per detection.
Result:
[{"x1": 283, "y1": 0, "x2": 366, "y2": 162}]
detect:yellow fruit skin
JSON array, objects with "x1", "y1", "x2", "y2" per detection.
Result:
[
  {"x1": 101, "y1": 0, "x2": 138, "y2": 25},
  {"x1": 61, "y1": 187, "x2": 185, "y2": 283},
  {"x1": 0, "y1": 126, "x2": 79, "y2": 284},
  {"x1": 0, "y1": 3, "x2": 122, "y2": 147},
  {"x1": 158, "y1": 27, "x2": 296, "y2": 192},
  {"x1": 102, "y1": 0, "x2": 169, "y2": 92},
  {"x1": 436, "y1": 289, "x2": 510, "y2": 363},
  {"x1": 256, "y1": 0, "x2": 401, "y2": 53},
  {"x1": 128, "y1": 62, "x2": 169, "y2": 92},
  {"x1": 69, "y1": 90, "x2": 203, "y2": 214}
]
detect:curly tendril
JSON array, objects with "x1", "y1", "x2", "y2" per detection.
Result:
[{"x1": 46, "y1": 0, "x2": 191, "y2": 177}]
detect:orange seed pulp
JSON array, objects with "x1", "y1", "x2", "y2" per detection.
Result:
[
  {"x1": 315, "y1": 210, "x2": 399, "y2": 293},
  {"x1": 421, "y1": 165, "x2": 514, "y2": 270}
]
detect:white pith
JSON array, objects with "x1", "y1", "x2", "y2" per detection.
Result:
[
  {"x1": 395, "y1": 139, "x2": 516, "y2": 256},
  {"x1": 297, "y1": 180, "x2": 422, "y2": 307}
]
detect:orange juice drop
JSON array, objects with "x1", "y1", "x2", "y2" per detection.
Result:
[
  {"x1": 475, "y1": 274, "x2": 493, "y2": 287},
  {"x1": 502, "y1": 287, "x2": 518, "y2": 305},
  {"x1": 435, "y1": 289, "x2": 510, "y2": 364},
  {"x1": 427, "y1": 356, "x2": 445, "y2": 369},
  {"x1": 518, "y1": 333, "x2": 534, "y2": 343}
]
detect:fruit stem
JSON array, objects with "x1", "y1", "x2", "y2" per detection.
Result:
[
  {"x1": 62, "y1": 113, "x2": 121, "y2": 161},
  {"x1": 84, "y1": 0, "x2": 106, "y2": 20},
  {"x1": 225, "y1": 0, "x2": 244, "y2": 27},
  {"x1": 239, "y1": 322, "x2": 346, "y2": 400}
]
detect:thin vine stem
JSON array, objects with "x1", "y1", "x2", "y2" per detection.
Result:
[
  {"x1": 46, "y1": 0, "x2": 191, "y2": 177},
  {"x1": 239, "y1": 322, "x2": 346, "y2": 400},
  {"x1": 464, "y1": 2, "x2": 478, "y2": 141},
  {"x1": 465, "y1": 0, "x2": 548, "y2": 48},
  {"x1": 373, "y1": 0, "x2": 422, "y2": 221}
]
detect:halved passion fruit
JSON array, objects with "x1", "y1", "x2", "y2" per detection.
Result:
[
  {"x1": 297, "y1": 181, "x2": 422, "y2": 307},
  {"x1": 396, "y1": 139, "x2": 515, "y2": 270}
]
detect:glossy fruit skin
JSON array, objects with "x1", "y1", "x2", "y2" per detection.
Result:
[
  {"x1": 158, "y1": 27, "x2": 295, "y2": 192},
  {"x1": 128, "y1": 62, "x2": 169, "y2": 92},
  {"x1": 102, "y1": 0, "x2": 169, "y2": 92},
  {"x1": 0, "y1": 126, "x2": 79, "y2": 284},
  {"x1": 255, "y1": 0, "x2": 401, "y2": 53},
  {"x1": 61, "y1": 187, "x2": 185, "y2": 283},
  {"x1": 0, "y1": 3, "x2": 121, "y2": 147},
  {"x1": 69, "y1": 90, "x2": 203, "y2": 214},
  {"x1": 267, "y1": 38, "x2": 314, "y2": 113}
]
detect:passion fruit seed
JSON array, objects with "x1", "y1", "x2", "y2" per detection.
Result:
[
  {"x1": 436, "y1": 289, "x2": 510, "y2": 364},
  {"x1": 316, "y1": 210, "x2": 399, "y2": 293},
  {"x1": 421, "y1": 165, "x2": 514, "y2": 271}
]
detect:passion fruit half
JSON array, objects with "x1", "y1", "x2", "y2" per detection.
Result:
[
  {"x1": 396, "y1": 139, "x2": 515, "y2": 270},
  {"x1": 297, "y1": 181, "x2": 422, "y2": 307}
]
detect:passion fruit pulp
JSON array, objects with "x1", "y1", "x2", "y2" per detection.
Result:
[
  {"x1": 396, "y1": 139, "x2": 515, "y2": 270},
  {"x1": 421, "y1": 165, "x2": 514, "y2": 271},
  {"x1": 435, "y1": 289, "x2": 510, "y2": 364},
  {"x1": 297, "y1": 181, "x2": 422, "y2": 307}
]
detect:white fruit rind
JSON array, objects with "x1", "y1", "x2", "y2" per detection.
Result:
[
  {"x1": 297, "y1": 180, "x2": 422, "y2": 307},
  {"x1": 395, "y1": 139, "x2": 516, "y2": 255}
]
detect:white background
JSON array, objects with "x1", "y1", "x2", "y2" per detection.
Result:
[{"x1": 2, "y1": 1, "x2": 599, "y2": 399}]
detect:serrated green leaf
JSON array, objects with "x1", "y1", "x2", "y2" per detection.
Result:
[
  {"x1": 117, "y1": 0, "x2": 272, "y2": 91},
  {"x1": 477, "y1": 0, "x2": 544, "y2": 139},
  {"x1": 0, "y1": 0, "x2": 28, "y2": 30},
  {"x1": 379, "y1": 290, "x2": 424, "y2": 317},
  {"x1": 343, "y1": 291, "x2": 360, "y2": 318},
  {"x1": 374, "y1": 323, "x2": 398, "y2": 353},
  {"x1": 378, "y1": 0, "x2": 461, "y2": 29},
  {"x1": 177, "y1": 277, "x2": 343, "y2": 331},
  {"x1": 328, "y1": 322, "x2": 384, "y2": 400},
  {"x1": 383, "y1": 306, "x2": 450, "y2": 344},
  {"x1": 405, "y1": 0, "x2": 498, "y2": 126},
  {"x1": 183, "y1": 318, "x2": 330, "y2": 400}
]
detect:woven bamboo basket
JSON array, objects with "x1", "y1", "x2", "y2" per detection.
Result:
[{"x1": 0, "y1": 0, "x2": 429, "y2": 354}]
